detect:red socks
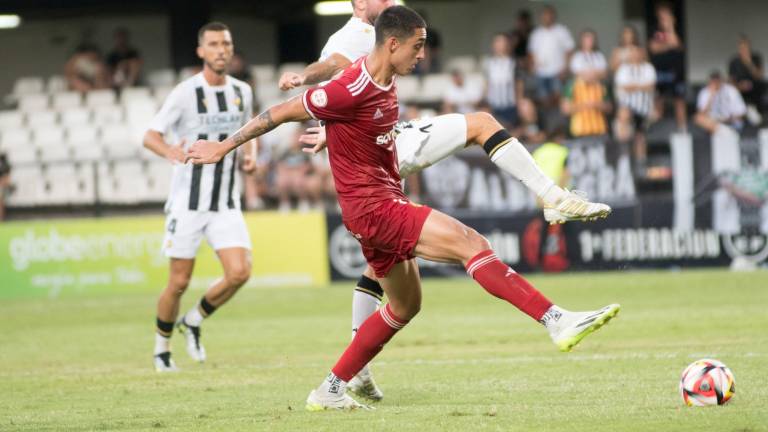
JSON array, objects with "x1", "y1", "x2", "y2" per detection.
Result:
[
  {"x1": 466, "y1": 250, "x2": 552, "y2": 321},
  {"x1": 331, "y1": 303, "x2": 408, "y2": 382}
]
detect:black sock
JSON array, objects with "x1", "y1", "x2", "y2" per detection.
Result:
[
  {"x1": 156, "y1": 318, "x2": 174, "y2": 337},
  {"x1": 482, "y1": 129, "x2": 513, "y2": 159},
  {"x1": 355, "y1": 275, "x2": 384, "y2": 300},
  {"x1": 199, "y1": 296, "x2": 217, "y2": 318}
]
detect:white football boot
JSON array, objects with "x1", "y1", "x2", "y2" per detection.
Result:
[
  {"x1": 547, "y1": 304, "x2": 621, "y2": 352},
  {"x1": 305, "y1": 390, "x2": 372, "y2": 411},
  {"x1": 347, "y1": 370, "x2": 384, "y2": 401},
  {"x1": 154, "y1": 352, "x2": 179, "y2": 372},
  {"x1": 176, "y1": 319, "x2": 206, "y2": 363},
  {"x1": 544, "y1": 190, "x2": 612, "y2": 225}
]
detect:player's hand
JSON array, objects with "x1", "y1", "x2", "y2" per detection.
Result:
[
  {"x1": 241, "y1": 152, "x2": 257, "y2": 174},
  {"x1": 186, "y1": 140, "x2": 224, "y2": 165},
  {"x1": 165, "y1": 139, "x2": 186, "y2": 164},
  {"x1": 300, "y1": 126, "x2": 327, "y2": 154},
  {"x1": 278, "y1": 72, "x2": 304, "y2": 91}
]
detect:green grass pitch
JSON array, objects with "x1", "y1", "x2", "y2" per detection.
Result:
[{"x1": 2, "y1": 269, "x2": 767, "y2": 431}]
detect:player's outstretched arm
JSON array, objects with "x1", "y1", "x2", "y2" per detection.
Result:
[
  {"x1": 186, "y1": 96, "x2": 311, "y2": 165},
  {"x1": 143, "y1": 130, "x2": 185, "y2": 163},
  {"x1": 278, "y1": 53, "x2": 352, "y2": 90}
]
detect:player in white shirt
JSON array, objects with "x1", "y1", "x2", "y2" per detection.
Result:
[
  {"x1": 143, "y1": 22, "x2": 257, "y2": 372},
  {"x1": 278, "y1": 0, "x2": 610, "y2": 401}
]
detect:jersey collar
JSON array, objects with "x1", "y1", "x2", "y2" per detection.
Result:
[{"x1": 361, "y1": 57, "x2": 394, "y2": 91}]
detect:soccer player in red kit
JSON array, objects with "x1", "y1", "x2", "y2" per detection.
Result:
[{"x1": 187, "y1": 6, "x2": 620, "y2": 411}]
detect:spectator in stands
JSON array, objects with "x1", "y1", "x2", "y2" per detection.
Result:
[
  {"x1": 649, "y1": 3, "x2": 686, "y2": 130},
  {"x1": 614, "y1": 46, "x2": 656, "y2": 169},
  {"x1": 0, "y1": 153, "x2": 9, "y2": 221},
  {"x1": 561, "y1": 70, "x2": 612, "y2": 138},
  {"x1": 570, "y1": 29, "x2": 607, "y2": 82},
  {"x1": 275, "y1": 124, "x2": 320, "y2": 212},
  {"x1": 610, "y1": 25, "x2": 642, "y2": 73},
  {"x1": 729, "y1": 35, "x2": 765, "y2": 118},
  {"x1": 514, "y1": 97, "x2": 546, "y2": 145},
  {"x1": 482, "y1": 33, "x2": 520, "y2": 128},
  {"x1": 442, "y1": 69, "x2": 482, "y2": 114},
  {"x1": 528, "y1": 5, "x2": 574, "y2": 107},
  {"x1": 694, "y1": 71, "x2": 747, "y2": 134},
  {"x1": 510, "y1": 10, "x2": 533, "y2": 65},
  {"x1": 106, "y1": 28, "x2": 143, "y2": 89},
  {"x1": 65, "y1": 42, "x2": 111, "y2": 92}
]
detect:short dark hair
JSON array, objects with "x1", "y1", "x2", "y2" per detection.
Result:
[
  {"x1": 198, "y1": 22, "x2": 229, "y2": 43},
  {"x1": 374, "y1": 6, "x2": 426, "y2": 46}
]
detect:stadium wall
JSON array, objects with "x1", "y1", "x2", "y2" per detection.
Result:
[{"x1": 0, "y1": 211, "x2": 329, "y2": 298}]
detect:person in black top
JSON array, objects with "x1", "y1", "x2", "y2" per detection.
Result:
[
  {"x1": 729, "y1": 35, "x2": 765, "y2": 113},
  {"x1": 649, "y1": 3, "x2": 686, "y2": 130},
  {"x1": 0, "y1": 153, "x2": 10, "y2": 221},
  {"x1": 106, "y1": 28, "x2": 143, "y2": 88}
]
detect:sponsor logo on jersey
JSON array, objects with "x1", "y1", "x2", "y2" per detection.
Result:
[
  {"x1": 311, "y1": 89, "x2": 328, "y2": 107},
  {"x1": 375, "y1": 129, "x2": 397, "y2": 148}
]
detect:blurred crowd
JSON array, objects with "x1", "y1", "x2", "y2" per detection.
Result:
[{"x1": 1, "y1": 3, "x2": 766, "y2": 217}]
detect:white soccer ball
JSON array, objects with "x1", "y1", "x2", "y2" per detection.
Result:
[{"x1": 679, "y1": 358, "x2": 736, "y2": 406}]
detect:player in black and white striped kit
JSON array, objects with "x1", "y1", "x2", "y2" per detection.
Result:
[{"x1": 143, "y1": 22, "x2": 257, "y2": 372}]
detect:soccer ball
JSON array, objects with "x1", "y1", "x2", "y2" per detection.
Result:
[{"x1": 679, "y1": 358, "x2": 735, "y2": 406}]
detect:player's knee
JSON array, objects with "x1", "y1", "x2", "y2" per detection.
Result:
[
  {"x1": 466, "y1": 111, "x2": 502, "y2": 141},
  {"x1": 226, "y1": 264, "x2": 251, "y2": 287},
  {"x1": 465, "y1": 228, "x2": 491, "y2": 257},
  {"x1": 389, "y1": 299, "x2": 420, "y2": 321},
  {"x1": 167, "y1": 274, "x2": 191, "y2": 295}
]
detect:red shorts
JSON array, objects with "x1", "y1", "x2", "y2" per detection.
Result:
[{"x1": 343, "y1": 198, "x2": 432, "y2": 278}]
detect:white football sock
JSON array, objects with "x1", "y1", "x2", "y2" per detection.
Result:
[
  {"x1": 318, "y1": 372, "x2": 347, "y2": 396},
  {"x1": 154, "y1": 333, "x2": 171, "y2": 355},
  {"x1": 490, "y1": 138, "x2": 568, "y2": 205},
  {"x1": 539, "y1": 305, "x2": 568, "y2": 329},
  {"x1": 183, "y1": 304, "x2": 205, "y2": 327}
]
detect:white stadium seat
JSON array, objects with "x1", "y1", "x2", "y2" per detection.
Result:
[
  {"x1": 124, "y1": 100, "x2": 157, "y2": 129},
  {"x1": 446, "y1": 56, "x2": 478, "y2": 74},
  {"x1": 44, "y1": 164, "x2": 79, "y2": 204},
  {"x1": 71, "y1": 163, "x2": 96, "y2": 204},
  {"x1": 39, "y1": 144, "x2": 71, "y2": 163},
  {"x1": 6, "y1": 166, "x2": 43, "y2": 206},
  {"x1": 101, "y1": 123, "x2": 138, "y2": 159},
  {"x1": 177, "y1": 66, "x2": 198, "y2": 83},
  {"x1": 85, "y1": 89, "x2": 117, "y2": 107},
  {"x1": 146, "y1": 161, "x2": 171, "y2": 201},
  {"x1": 153, "y1": 85, "x2": 174, "y2": 104},
  {"x1": 92, "y1": 105, "x2": 123, "y2": 125},
  {"x1": 32, "y1": 126, "x2": 64, "y2": 149},
  {"x1": 60, "y1": 107, "x2": 91, "y2": 126},
  {"x1": 0, "y1": 110, "x2": 25, "y2": 129},
  {"x1": 67, "y1": 126, "x2": 102, "y2": 161},
  {"x1": 250, "y1": 64, "x2": 275, "y2": 84},
  {"x1": 13, "y1": 77, "x2": 45, "y2": 95},
  {"x1": 6, "y1": 145, "x2": 38, "y2": 165},
  {"x1": 26, "y1": 110, "x2": 58, "y2": 128},
  {"x1": 51, "y1": 91, "x2": 82, "y2": 110},
  {"x1": 0, "y1": 129, "x2": 31, "y2": 150},
  {"x1": 18, "y1": 93, "x2": 49, "y2": 112},
  {"x1": 147, "y1": 69, "x2": 176, "y2": 87},
  {"x1": 47, "y1": 75, "x2": 68, "y2": 94},
  {"x1": 419, "y1": 73, "x2": 453, "y2": 104},
  {"x1": 278, "y1": 62, "x2": 307, "y2": 76},
  {"x1": 395, "y1": 76, "x2": 420, "y2": 103},
  {"x1": 121, "y1": 87, "x2": 152, "y2": 104}
]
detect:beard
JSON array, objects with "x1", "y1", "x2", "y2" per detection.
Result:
[{"x1": 206, "y1": 59, "x2": 228, "y2": 75}]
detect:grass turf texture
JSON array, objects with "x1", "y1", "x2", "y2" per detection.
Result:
[{"x1": 2, "y1": 269, "x2": 767, "y2": 431}]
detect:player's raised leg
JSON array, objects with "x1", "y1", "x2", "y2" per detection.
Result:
[
  {"x1": 414, "y1": 209, "x2": 620, "y2": 352},
  {"x1": 396, "y1": 111, "x2": 611, "y2": 223},
  {"x1": 155, "y1": 258, "x2": 195, "y2": 372},
  {"x1": 177, "y1": 247, "x2": 251, "y2": 363},
  {"x1": 307, "y1": 259, "x2": 421, "y2": 411}
]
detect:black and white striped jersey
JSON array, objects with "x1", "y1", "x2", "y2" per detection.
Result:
[
  {"x1": 614, "y1": 62, "x2": 656, "y2": 117},
  {"x1": 149, "y1": 73, "x2": 253, "y2": 213}
]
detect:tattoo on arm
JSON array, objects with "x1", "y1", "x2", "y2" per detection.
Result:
[{"x1": 233, "y1": 110, "x2": 276, "y2": 146}]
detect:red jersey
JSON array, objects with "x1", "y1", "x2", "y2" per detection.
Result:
[{"x1": 302, "y1": 57, "x2": 404, "y2": 220}]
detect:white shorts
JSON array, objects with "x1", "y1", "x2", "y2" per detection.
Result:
[
  {"x1": 162, "y1": 209, "x2": 252, "y2": 259},
  {"x1": 395, "y1": 113, "x2": 468, "y2": 178}
]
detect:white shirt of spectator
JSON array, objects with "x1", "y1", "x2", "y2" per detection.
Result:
[
  {"x1": 443, "y1": 79, "x2": 483, "y2": 114},
  {"x1": 528, "y1": 23, "x2": 575, "y2": 77},
  {"x1": 570, "y1": 50, "x2": 607, "y2": 76},
  {"x1": 483, "y1": 56, "x2": 517, "y2": 109},
  {"x1": 319, "y1": 17, "x2": 375, "y2": 62},
  {"x1": 696, "y1": 83, "x2": 747, "y2": 122},
  {"x1": 149, "y1": 73, "x2": 253, "y2": 212},
  {"x1": 614, "y1": 62, "x2": 656, "y2": 117}
]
